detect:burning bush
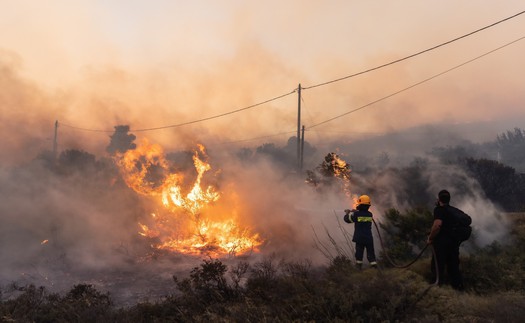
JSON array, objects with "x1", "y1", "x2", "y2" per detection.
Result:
[{"x1": 114, "y1": 140, "x2": 263, "y2": 257}]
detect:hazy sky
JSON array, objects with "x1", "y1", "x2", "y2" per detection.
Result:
[{"x1": 1, "y1": 1, "x2": 525, "y2": 161}]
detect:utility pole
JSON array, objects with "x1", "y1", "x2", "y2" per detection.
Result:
[
  {"x1": 300, "y1": 125, "x2": 305, "y2": 172},
  {"x1": 53, "y1": 120, "x2": 58, "y2": 161},
  {"x1": 296, "y1": 83, "x2": 302, "y2": 171}
]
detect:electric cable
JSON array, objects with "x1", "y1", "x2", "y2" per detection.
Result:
[
  {"x1": 60, "y1": 123, "x2": 114, "y2": 133},
  {"x1": 57, "y1": 14, "x2": 525, "y2": 140},
  {"x1": 302, "y1": 10, "x2": 525, "y2": 90},
  {"x1": 132, "y1": 89, "x2": 297, "y2": 132},
  {"x1": 307, "y1": 35, "x2": 525, "y2": 129},
  {"x1": 60, "y1": 89, "x2": 297, "y2": 133},
  {"x1": 213, "y1": 130, "x2": 296, "y2": 145},
  {"x1": 114, "y1": 29, "x2": 523, "y2": 144}
]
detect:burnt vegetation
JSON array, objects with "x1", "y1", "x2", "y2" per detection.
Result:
[{"x1": 1, "y1": 127, "x2": 525, "y2": 321}]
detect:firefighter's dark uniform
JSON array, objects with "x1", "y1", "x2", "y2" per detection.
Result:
[
  {"x1": 344, "y1": 205, "x2": 377, "y2": 267},
  {"x1": 431, "y1": 205, "x2": 464, "y2": 290}
]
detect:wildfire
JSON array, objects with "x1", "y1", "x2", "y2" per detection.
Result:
[
  {"x1": 116, "y1": 140, "x2": 262, "y2": 256},
  {"x1": 330, "y1": 152, "x2": 352, "y2": 198},
  {"x1": 330, "y1": 153, "x2": 350, "y2": 180}
]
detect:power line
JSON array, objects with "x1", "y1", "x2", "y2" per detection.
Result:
[
  {"x1": 213, "y1": 130, "x2": 296, "y2": 145},
  {"x1": 60, "y1": 89, "x2": 297, "y2": 133},
  {"x1": 133, "y1": 90, "x2": 297, "y2": 132},
  {"x1": 60, "y1": 123, "x2": 114, "y2": 133},
  {"x1": 58, "y1": 10, "x2": 525, "y2": 136},
  {"x1": 306, "y1": 129, "x2": 384, "y2": 135},
  {"x1": 213, "y1": 34, "x2": 525, "y2": 143},
  {"x1": 307, "y1": 35, "x2": 525, "y2": 130},
  {"x1": 60, "y1": 33, "x2": 525, "y2": 145},
  {"x1": 302, "y1": 10, "x2": 525, "y2": 90}
]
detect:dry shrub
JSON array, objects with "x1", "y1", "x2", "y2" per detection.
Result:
[
  {"x1": 2, "y1": 248, "x2": 525, "y2": 322},
  {"x1": 415, "y1": 288, "x2": 525, "y2": 322},
  {"x1": 0, "y1": 284, "x2": 113, "y2": 323}
]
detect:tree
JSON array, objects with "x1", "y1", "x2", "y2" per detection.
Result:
[
  {"x1": 378, "y1": 208, "x2": 432, "y2": 264},
  {"x1": 462, "y1": 158, "x2": 525, "y2": 211},
  {"x1": 57, "y1": 149, "x2": 97, "y2": 175},
  {"x1": 431, "y1": 145, "x2": 479, "y2": 164},
  {"x1": 283, "y1": 136, "x2": 317, "y2": 160},
  {"x1": 398, "y1": 158, "x2": 432, "y2": 208},
  {"x1": 496, "y1": 128, "x2": 525, "y2": 172},
  {"x1": 106, "y1": 125, "x2": 136, "y2": 155},
  {"x1": 305, "y1": 152, "x2": 351, "y2": 193},
  {"x1": 255, "y1": 143, "x2": 295, "y2": 168}
]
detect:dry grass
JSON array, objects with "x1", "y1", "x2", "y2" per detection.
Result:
[{"x1": 1, "y1": 213, "x2": 524, "y2": 322}]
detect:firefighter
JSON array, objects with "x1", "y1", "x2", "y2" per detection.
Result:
[
  {"x1": 343, "y1": 195, "x2": 377, "y2": 269},
  {"x1": 427, "y1": 189, "x2": 465, "y2": 290}
]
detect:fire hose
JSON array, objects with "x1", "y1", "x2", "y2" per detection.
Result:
[{"x1": 372, "y1": 219, "x2": 439, "y2": 286}]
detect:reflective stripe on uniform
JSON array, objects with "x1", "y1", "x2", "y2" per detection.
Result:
[{"x1": 357, "y1": 217, "x2": 373, "y2": 222}]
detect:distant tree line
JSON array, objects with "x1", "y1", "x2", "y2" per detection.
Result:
[
  {"x1": 429, "y1": 127, "x2": 525, "y2": 212},
  {"x1": 32, "y1": 126, "x2": 525, "y2": 213},
  {"x1": 303, "y1": 128, "x2": 525, "y2": 212}
]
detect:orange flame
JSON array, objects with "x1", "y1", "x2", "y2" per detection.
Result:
[
  {"x1": 331, "y1": 153, "x2": 352, "y2": 198},
  {"x1": 116, "y1": 140, "x2": 262, "y2": 256}
]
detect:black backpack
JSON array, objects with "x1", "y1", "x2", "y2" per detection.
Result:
[{"x1": 446, "y1": 206, "x2": 472, "y2": 242}]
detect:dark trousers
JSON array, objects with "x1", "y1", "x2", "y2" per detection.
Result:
[
  {"x1": 355, "y1": 242, "x2": 376, "y2": 262},
  {"x1": 431, "y1": 239, "x2": 464, "y2": 290}
]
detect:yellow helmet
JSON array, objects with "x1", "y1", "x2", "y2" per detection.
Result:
[{"x1": 357, "y1": 195, "x2": 371, "y2": 206}]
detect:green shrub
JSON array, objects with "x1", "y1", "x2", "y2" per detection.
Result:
[{"x1": 378, "y1": 207, "x2": 432, "y2": 265}]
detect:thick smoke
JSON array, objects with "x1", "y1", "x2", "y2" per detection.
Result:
[
  {"x1": 0, "y1": 159, "x2": 145, "y2": 286},
  {"x1": 2, "y1": 2, "x2": 524, "y2": 304},
  {"x1": 365, "y1": 158, "x2": 509, "y2": 247},
  {"x1": 0, "y1": 122, "x2": 516, "y2": 306}
]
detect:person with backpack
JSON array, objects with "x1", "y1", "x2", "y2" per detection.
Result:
[
  {"x1": 343, "y1": 195, "x2": 377, "y2": 269},
  {"x1": 427, "y1": 189, "x2": 470, "y2": 290}
]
